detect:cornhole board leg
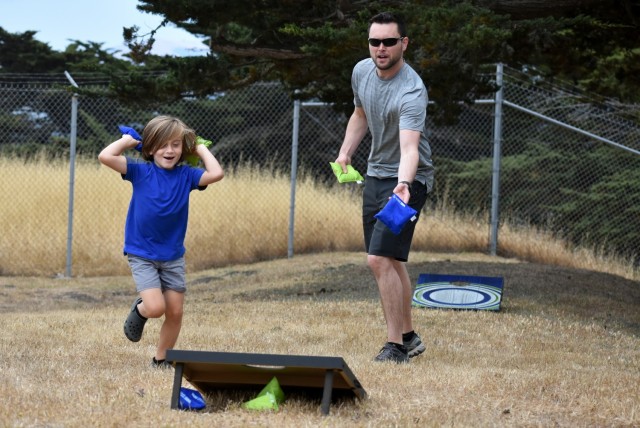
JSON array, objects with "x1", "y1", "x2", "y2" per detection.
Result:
[
  {"x1": 170, "y1": 362, "x2": 185, "y2": 409},
  {"x1": 321, "y1": 369, "x2": 334, "y2": 415}
]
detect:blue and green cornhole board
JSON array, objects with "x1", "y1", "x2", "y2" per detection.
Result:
[{"x1": 413, "y1": 274, "x2": 504, "y2": 311}]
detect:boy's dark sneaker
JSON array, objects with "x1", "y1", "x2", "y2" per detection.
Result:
[
  {"x1": 124, "y1": 297, "x2": 146, "y2": 342},
  {"x1": 403, "y1": 333, "x2": 426, "y2": 358},
  {"x1": 151, "y1": 357, "x2": 173, "y2": 369},
  {"x1": 374, "y1": 342, "x2": 409, "y2": 364}
]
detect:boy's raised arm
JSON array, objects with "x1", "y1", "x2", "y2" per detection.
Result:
[
  {"x1": 98, "y1": 135, "x2": 140, "y2": 174},
  {"x1": 196, "y1": 144, "x2": 224, "y2": 186}
]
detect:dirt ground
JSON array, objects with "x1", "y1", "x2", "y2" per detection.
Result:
[{"x1": 1, "y1": 252, "x2": 638, "y2": 337}]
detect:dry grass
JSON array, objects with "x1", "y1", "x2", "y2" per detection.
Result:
[
  {"x1": 1, "y1": 251, "x2": 638, "y2": 427},
  {"x1": 1, "y1": 157, "x2": 638, "y2": 426},
  {"x1": 0, "y1": 156, "x2": 637, "y2": 281}
]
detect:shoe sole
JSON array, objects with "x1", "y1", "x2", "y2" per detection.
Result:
[
  {"x1": 374, "y1": 356, "x2": 409, "y2": 364},
  {"x1": 374, "y1": 345, "x2": 410, "y2": 363},
  {"x1": 407, "y1": 344, "x2": 426, "y2": 358}
]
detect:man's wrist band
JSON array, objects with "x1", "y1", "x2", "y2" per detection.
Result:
[{"x1": 399, "y1": 180, "x2": 412, "y2": 192}]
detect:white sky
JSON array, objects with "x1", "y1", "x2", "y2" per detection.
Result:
[{"x1": 0, "y1": 0, "x2": 208, "y2": 56}]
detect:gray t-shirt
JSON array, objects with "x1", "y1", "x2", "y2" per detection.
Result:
[{"x1": 352, "y1": 58, "x2": 434, "y2": 191}]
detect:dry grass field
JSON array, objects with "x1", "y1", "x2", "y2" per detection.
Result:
[
  {"x1": 1, "y1": 157, "x2": 638, "y2": 426},
  {"x1": 1, "y1": 251, "x2": 639, "y2": 427},
  {"x1": 1, "y1": 156, "x2": 638, "y2": 281}
]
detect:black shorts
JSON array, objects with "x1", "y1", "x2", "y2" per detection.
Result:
[{"x1": 363, "y1": 176, "x2": 429, "y2": 262}]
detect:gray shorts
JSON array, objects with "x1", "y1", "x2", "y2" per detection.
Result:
[
  {"x1": 127, "y1": 255, "x2": 187, "y2": 293},
  {"x1": 363, "y1": 176, "x2": 429, "y2": 262}
]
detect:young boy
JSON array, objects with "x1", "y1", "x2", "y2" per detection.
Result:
[{"x1": 98, "y1": 115, "x2": 224, "y2": 368}]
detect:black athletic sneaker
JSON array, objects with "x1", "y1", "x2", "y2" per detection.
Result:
[
  {"x1": 374, "y1": 342, "x2": 409, "y2": 364},
  {"x1": 151, "y1": 357, "x2": 173, "y2": 369},
  {"x1": 403, "y1": 333, "x2": 426, "y2": 358}
]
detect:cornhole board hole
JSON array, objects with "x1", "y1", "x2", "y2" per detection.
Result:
[
  {"x1": 413, "y1": 273, "x2": 504, "y2": 311},
  {"x1": 166, "y1": 349, "x2": 367, "y2": 415}
]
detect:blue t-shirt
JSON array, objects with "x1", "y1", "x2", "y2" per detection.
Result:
[{"x1": 122, "y1": 158, "x2": 205, "y2": 261}]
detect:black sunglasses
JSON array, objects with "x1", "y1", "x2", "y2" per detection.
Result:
[{"x1": 368, "y1": 37, "x2": 404, "y2": 47}]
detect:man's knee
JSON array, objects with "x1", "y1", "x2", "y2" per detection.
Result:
[{"x1": 367, "y1": 254, "x2": 392, "y2": 272}]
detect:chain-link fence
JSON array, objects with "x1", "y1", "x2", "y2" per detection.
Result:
[{"x1": 1, "y1": 64, "x2": 638, "y2": 276}]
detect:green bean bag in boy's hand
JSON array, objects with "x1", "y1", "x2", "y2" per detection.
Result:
[
  {"x1": 329, "y1": 162, "x2": 364, "y2": 184},
  {"x1": 184, "y1": 136, "x2": 214, "y2": 167}
]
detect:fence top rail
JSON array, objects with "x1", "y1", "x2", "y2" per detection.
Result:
[{"x1": 492, "y1": 65, "x2": 640, "y2": 153}]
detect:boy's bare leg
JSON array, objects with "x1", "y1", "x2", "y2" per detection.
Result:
[
  {"x1": 154, "y1": 290, "x2": 184, "y2": 361},
  {"x1": 137, "y1": 288, "x2": 184, "y2": 361},
  {"x1": 138, "y1": 288, "x2": 166, "y2": 318}
]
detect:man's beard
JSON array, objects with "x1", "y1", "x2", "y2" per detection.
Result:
[{"x1": 374, "y1": 56, "x2": 401, "y2": 71}]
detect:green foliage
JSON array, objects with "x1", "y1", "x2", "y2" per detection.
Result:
[
  {"x1": 579, "y1": 47, "x2": 640, "y2": 102},
  {"x1": 0, "y1": 28, "x2": 65, "y2": 72},
  {"x1": 552, "y1": 152, "x2": 640, "y2": 256},
  {"x1": 438, "y1": 138, "x2": 640, "y2": 257},
  {"x1": 75, "y1": 110, "x2": 115, "y2": 154},
  {"x1": 404, "y1": 2, "x2": 510, "y2": 122},
  {"x1": 3, "y1": 1, "x2": 639, "y2": 111},
  {"x1": 98, "y1": 0, "x2": 638, "y2": 121},
  {"x1": 0, "y1": 28, "x2": 135, "y2": 76}
]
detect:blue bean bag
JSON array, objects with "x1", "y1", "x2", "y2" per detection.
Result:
[
  {"x1": 118, "y1": 125, "x2": 143, "y2": 152},
  {"x1": 179, "y1": 387, "x2": 206, "y2": 411},
  {"x1": 374, "y1": 194, "x2": 417, "y2": 235}
]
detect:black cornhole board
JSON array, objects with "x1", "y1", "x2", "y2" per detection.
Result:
[{"x1": 166, "y1": 349, "x2": 367, "y2": 415}]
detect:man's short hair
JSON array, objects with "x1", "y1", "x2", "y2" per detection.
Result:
[{"x1": 369, "y1": 12, "x2": 407, "y2": 37}]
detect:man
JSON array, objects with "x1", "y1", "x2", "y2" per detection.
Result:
[{"x1": 334, "y1": 11, "x2": 434, "y2": 363}]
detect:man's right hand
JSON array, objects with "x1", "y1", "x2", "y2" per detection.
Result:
[{"x1": 334, "y1": 152, "x2": 351, "y2": 174}]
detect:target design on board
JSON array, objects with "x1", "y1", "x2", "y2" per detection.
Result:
[{"x1": 413, "y1": 274, "x2": 504, "y2": 311}]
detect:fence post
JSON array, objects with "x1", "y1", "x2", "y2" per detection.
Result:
[
  {"x1": 64, "y1": 71, "x2": 79, "y2": 277},
  {"x1": 489, "y1": 63, "x2": 504, "y2": 256},
  {"x1": 288, "y1": 95, "x2": 301, "y2": 258}
]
